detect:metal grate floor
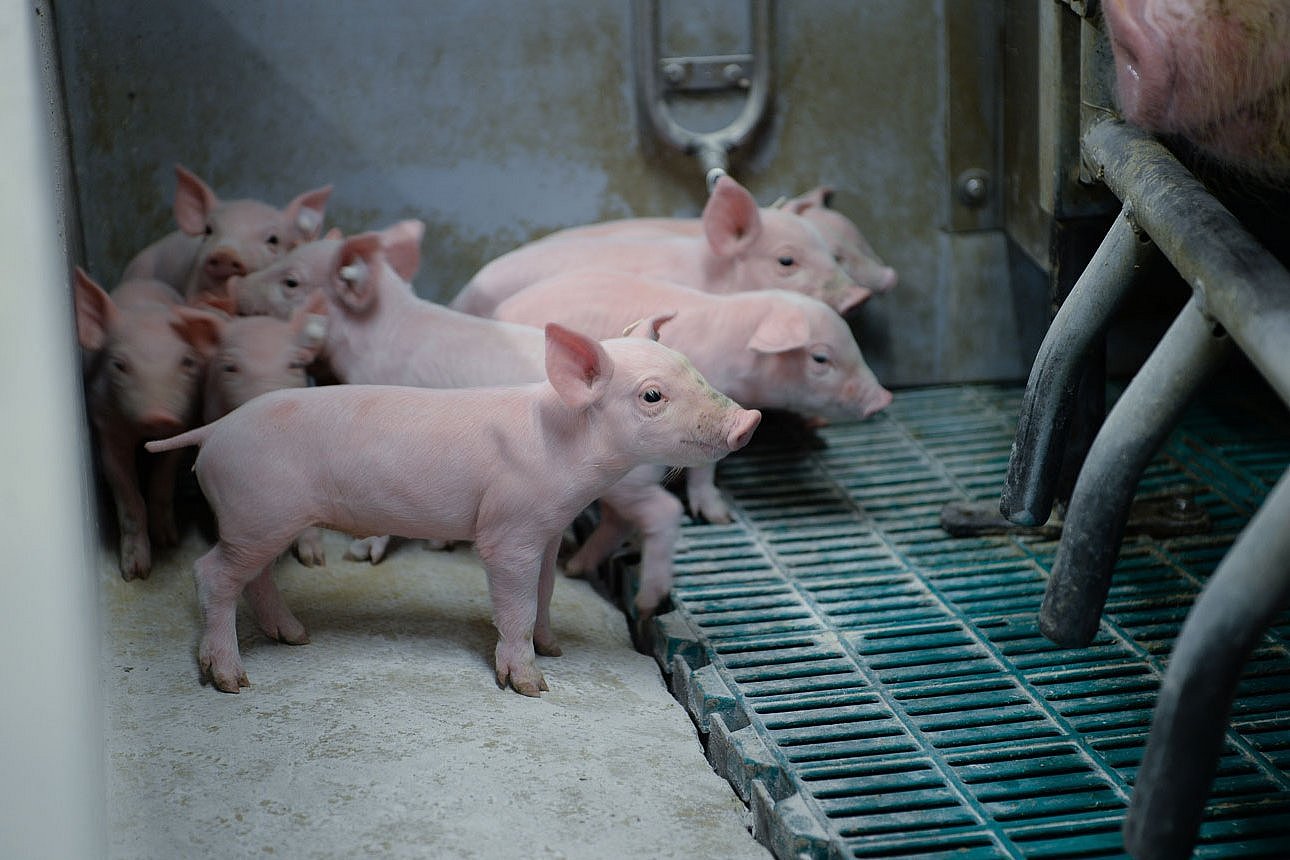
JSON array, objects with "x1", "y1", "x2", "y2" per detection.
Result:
[{"x1": 643, "y1": 383, "x2": 1290, "y2": 859}]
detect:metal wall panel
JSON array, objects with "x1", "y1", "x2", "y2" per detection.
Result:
[{"x1": 56, "y1": 0, "x2": 1035, "y2": 386}]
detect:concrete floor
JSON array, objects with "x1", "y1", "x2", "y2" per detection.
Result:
[{"x1": 101, "y1": 527, "x2": 769, "y2": 859}]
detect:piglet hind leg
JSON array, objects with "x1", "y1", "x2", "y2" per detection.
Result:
[
  {"x1": 565, "y1": 504, "x2": 632, "y2": 577},
  {"x1": 480, "y1": 541, "x2": 548, "y2": 697},
  {"x1": 244, "y1": 564, "x2": 309, "y2": 645},
  {"x1": 193, "y1": 543, "x2": 277, "y2": 693},
  {"x1": 533, "y1": 537, "x2": 562, "y2": 658},
  {"x1": 292, "y1": 526, "x2": 327, "y2": 567}
]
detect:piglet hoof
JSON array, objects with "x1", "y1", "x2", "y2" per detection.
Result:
[
  {"x1": 345, "y1": 534, "x2": 391, "y2": 564},
  {"x1": 199, "y1": 655, "x2": 250, "y2": 694},
  {"x1": 689, "y1": 492, "x2": 732, "y2": 525},
  {"x1": 534, "y1": 635, "x2": 563, "y2": 658},
  {"x1": 264, "y1": 619, "x2": 310, "y2": 647},
  {"x1": 495, "y1": 656, "x2": 549, "y2": 697},
  {"x1": 292, "y1": 528, "x2": 327, "y2": 567},
  {"x1": 119, "y1": 534, "x2": 152, "y2": 581},
  {"x1": 423, "y1": 538, "x2": 453, "y2": 551}
]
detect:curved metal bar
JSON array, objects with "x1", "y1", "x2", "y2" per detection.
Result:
[
  {"x1": 1082, "y1": 121, "x2": 1290, "y2": 403},
  {"x1": 632, "y1": 0, "x2": 772, "y2": 183},
  {"x1": 1038, "y1": 297, "x2": 1230, "y2": 647},
  {"x1": 999, "y1": 210, "x2": 1154, "y2": 526},
  {"x1": 1123, "y1": 469, "x2": 1290, "y2": 859}
]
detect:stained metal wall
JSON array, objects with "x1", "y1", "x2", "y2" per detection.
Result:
[{"x1": 54, "y1": 0, "x2": 1038, "y2": 387}]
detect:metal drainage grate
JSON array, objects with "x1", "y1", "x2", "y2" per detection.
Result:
[{"x1": 639, "y1": 383, "x2": 1290, "y2": 859}]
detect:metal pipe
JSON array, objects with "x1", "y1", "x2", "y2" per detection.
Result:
[
  {"x1": 1123, "y1": 469, "x2": 1290, "y2": 859},
  {"x1": 999, "y1": 210, "x2": 1154, "y2": 526},
  {"x1": 1082, "y1": 121, "x2": 1290, "y2": 404},
  {"x1": 1038, "y1": 297, "x2": 1230, "y2": 647},
  {"x1": 632, "y1": 0, "x2": 772, "y2": 186}
]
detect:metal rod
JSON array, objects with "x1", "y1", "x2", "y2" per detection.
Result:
[
  {"x1": 1038, "y1": 297, "x2": 1230, "y2": 647},
  {"x1": 632, "y1": 0, "x2": 772, "y2": 186},
  {"x1": 1082, "y1": 121, "x2": 1290, "y2": 404},
  {"x1": 1123, "y1": 469, "x2": 1290, "y2": 859},
  {"x1": 999, "y1": 210, "x2": 1154, "y2": 526}
]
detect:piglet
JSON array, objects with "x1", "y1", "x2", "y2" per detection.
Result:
[
  {"x1": 450, "y1": 175, "x2": 869, "y2": 317},
  {"x1": 495, "y1": 270, "x2": 892, "y2": 612},
  {"x1": 781, "y1": 186, "x2": 898, "y2": 296},
  {"x1": 146, "y1": 324, "x2": 761, "y2": 696},
  {"x1": 74, "y1": 267, "x2": 221, "y2": 580},
  {"x1": 542, "y1": 184, "x2": 898, "y2": 299},
  {"x1": 199, "y1": 290, "x2": 330, "y2": 565},
  {"x1": 123, "y1": 165, "x2": 332, "y2": 305}
]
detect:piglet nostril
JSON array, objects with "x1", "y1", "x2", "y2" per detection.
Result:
[
  {"x1": 205, "y1": 250, "x2": 247, "y2": 279},
  {"x1": 727, "y1": 409, "x2": 762, "y2": 452}
]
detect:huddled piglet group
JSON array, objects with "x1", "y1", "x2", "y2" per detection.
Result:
[{"x1": 76, "y1": 164, "x2": 894, "y2": 696}]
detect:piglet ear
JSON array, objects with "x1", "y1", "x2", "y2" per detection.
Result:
[
  {"x1": 545, "y1": 323, "x2": 613, "y2": 410},
  {"x1": 621, "y1": 310, "x2": 677, "y2": 341},
  {"x1": 747, "y1": 306, "x2": 810, "y2": 354},
  {"x1": 72, "y1": 267, "x2": 116, "y2": 351},
  {"x1": 784, "y1": 185, "x2": 834, "y2": 216},
  {"x1": 380, "y1": 219, "x2": 425, "y2": 282},
  {"x1": 173, "y1": 165, "x2": 220, "y2": 237},
  {"x1": 286, "y1": 184, "x2": 333, "y2": 240},
  {"x1": 333, "y1": 233, "x2": 383, "y2": 313},
  {"x1": 703, "y1": 175, "x2": 762, "y2": 258},
  {"x1": 171, "y1": 307, "x2": 224, "y2": 360}
]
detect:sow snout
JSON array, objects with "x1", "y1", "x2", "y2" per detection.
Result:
[{"x1": 726, "y1": 408, "x2": 762, "y2": 453}]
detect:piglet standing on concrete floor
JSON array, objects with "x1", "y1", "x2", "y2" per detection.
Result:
[
  {"x1": 147, "y1": 323, "x2": 761, "y2": 696},
  {"x1": 73, "y1": 267, "x2": 222, "y2": 580},
  {"x1": 449, "y1": 174, "x2": 870, "y2": 317},
  {"x1": 123, "y1": 164, "x2": 332, "y2": 305},
  {"x1": 199, "y1": 288, "x2": 331, "y2": 566}
]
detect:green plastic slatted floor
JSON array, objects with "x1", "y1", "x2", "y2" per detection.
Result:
[{"x1": 634, "y1": 383, "x2": 1290, "y2": 859}]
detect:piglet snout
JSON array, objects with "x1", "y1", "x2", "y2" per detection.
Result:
[
  {"x1": 204, "y1": 249, "x2": 249, "y2": 281},
  {"x1": 865, "y1": 387, "x2": 894, "y2": 419},
  {"x1": 726, "y1": 408, "x2": 762, "y2": 453},
  {"x1": 138, "y1": 410, "x2": 185, "y2": 436}
]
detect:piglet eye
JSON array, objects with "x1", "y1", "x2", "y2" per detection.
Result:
[
  {"x1": 110, "y1": 357, "x2": 129, "y2": 374},
  {"x1": 222, "y1": 362, "x2": 239, "y2": 374},
  {"x1": 180, "y1": 355, "x2": 199, "y2": 371},
  {"x1": 284, "y1": 277, "x2": 300, "y2": 289},
  {"x1": 811, "y1": 353, "x2": 830, "y2": 364},
  {"x1": 642, "y1": 388, "x2": 662, "y2": 403},
  {"x1": 778, "y1": 255, "x2": 795, "y2": 267},
  {"x1": 204, "y1": 224, "x2": 213, "y2": 237},
  {"x1": 267, "y1": 235, "x2": 280, "y2": 246}
]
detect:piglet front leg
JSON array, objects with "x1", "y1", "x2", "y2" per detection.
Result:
[
  {"x1": 685, "y1": 463, "x2": 731, "y2": 523},
  {"x1": 480, "y1": 539, "x2": 548, "y2": 697},
  {"x1": 99, "y1": 433, "x2": 151, "y2": 580},
  {"x1": 146, "y1": 448, "x2": 183, "y2": 548}
]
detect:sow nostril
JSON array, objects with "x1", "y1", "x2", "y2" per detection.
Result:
[{"x1": 727, "y1": 409, "x2": 762, "y2": 452}]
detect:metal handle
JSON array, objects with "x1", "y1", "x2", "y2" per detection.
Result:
[{"x1": 632, "y1": 0, "x2": 773, "y2": 188}]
